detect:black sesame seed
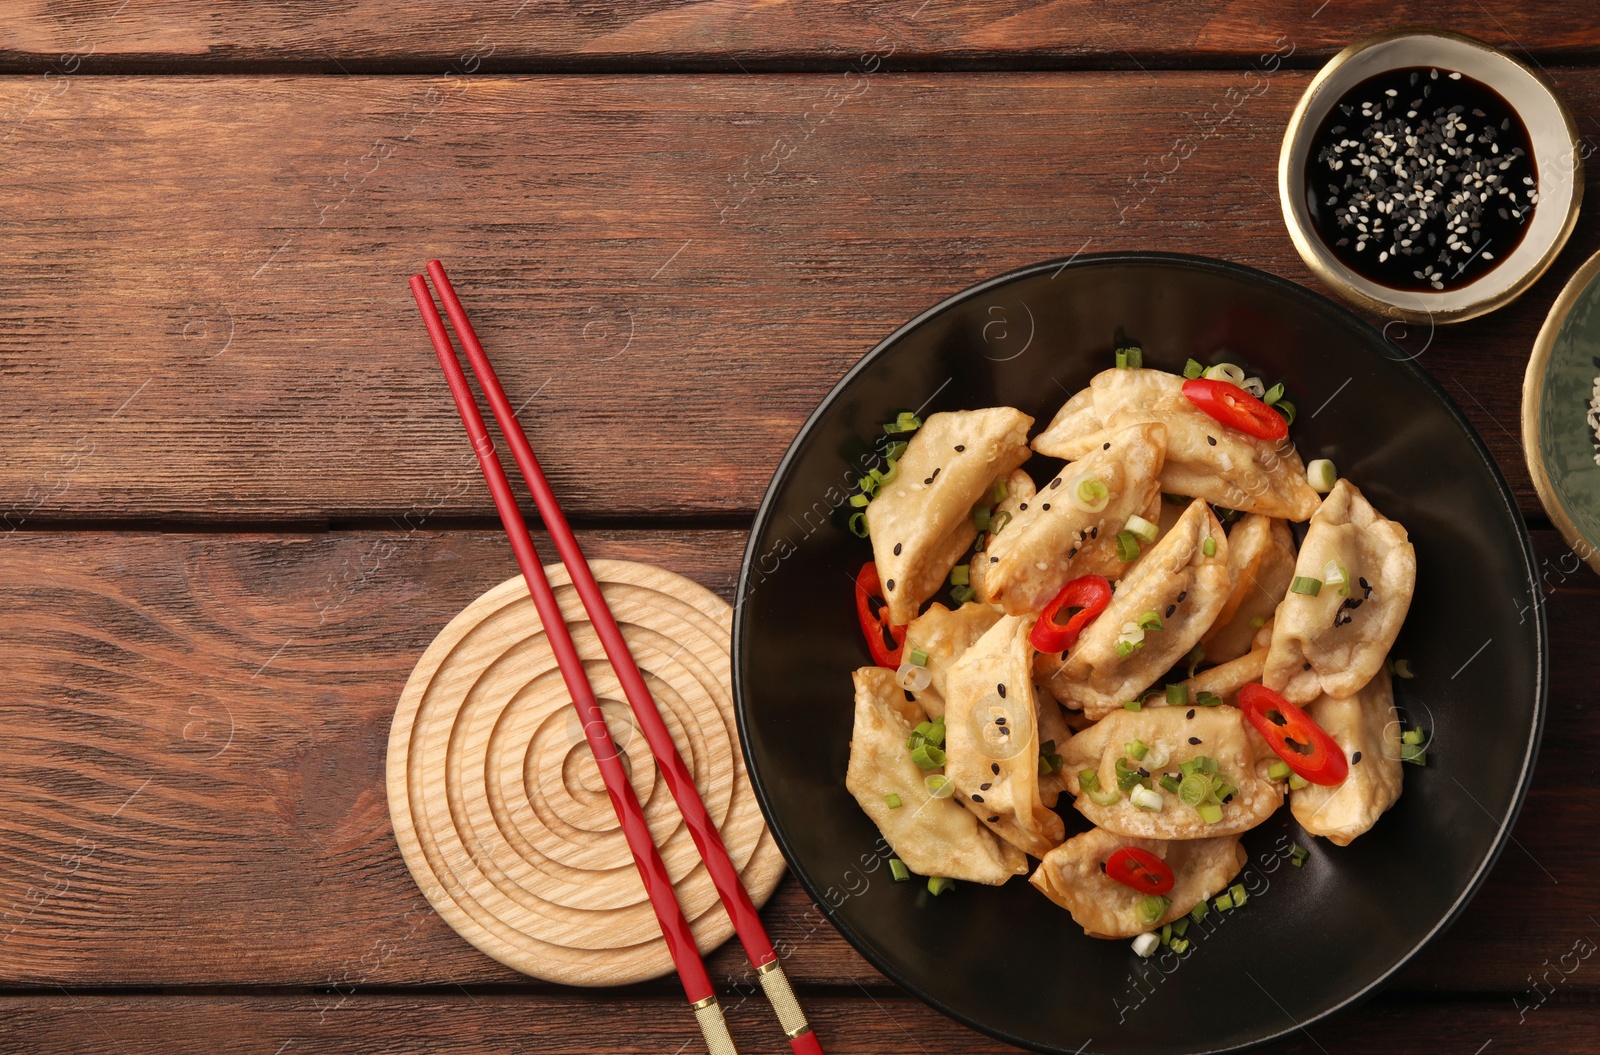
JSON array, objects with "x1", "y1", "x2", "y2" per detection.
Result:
[
  {"x1": 1177, "y1": 591, "x2": 1187, "y2": 602},
  {"x1": 1207, "y1": 435, "x2": 1217, "y2": 446},
  {"x1": 893, "y1": 542, "x2": 902, "y2": 556},
  {"x1": 1303, "y1": 661, "x2": 1312, "y2": 670},
  {"x1": 1188, "y1": 737, "x2": 1202, "y2": 745},
  {"x1": 980, "y1": 782, "x2": 992, "y2": 791},
  {"x1": 1103, "y1": 442, "x2": 1111, "y2": 450},
  {"x1": 1137, "y1": 767, "x2": 1149, "y2": 778},
  {"x1": 954, "y1": 444, "x2": 965, "y2": 452},
  {"x1": 988, "y1": 815, "x2": 1000, "y2": 823},
  {"x1": 990, "y1": 556, "x2": 998, "y2": 563},
  {"x1": 997, "y1": 684, "x2": 1007, "y2": 698},
  {"x1": 923, "y1": 476, "x2": 934, "y2": 485},
  {"x1": 971, "y1": 794, "x2": 985, "y2": 803},
  {"x1": 886, "y1": 579, "x2": 895, "y2": 591},
  {"x1": 1352, "y1": 751, "x2": 1363, "y2": 764},
  {"x1": 999, "y1": 726, "x2": 1010, "y2": 736},
  {"x1": 1050, "y1": 478, "x2": 1062, "y2": 489},
  {"x1": 1186, "y1": 709, "x2": 1196, "y2": 719},
  {"x1": 1019, "y1": 502, "x2": 1028, "y2": 511},
  {"x1": 1090, "y1": 527, "x2": 1099, "y2": 539},
  {"x1": 1042, "y1": 503, "x2": 1051, "y2": 511},
  {"x1": 1099, "y1": 860, "x2": 1107, "y2": 872},
  {"x1": 1165, "y1": 604, "x2": 1177, "y2": 617},
  {"x1": 992, "y1": 763, "x2": 1000, "y2": 775}
]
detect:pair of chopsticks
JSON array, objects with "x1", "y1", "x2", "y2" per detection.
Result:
[{"x1": 410, "y1": 261, "x2": 823, "y2": 1055}]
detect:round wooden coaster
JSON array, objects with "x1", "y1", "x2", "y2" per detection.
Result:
[{"x1": 386, "y1": 559, "x2": 784, "y2": 987}]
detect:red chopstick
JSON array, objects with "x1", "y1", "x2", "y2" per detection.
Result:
[
  {"x1": 418, "y1": 261, "x2": 824, "y2": 1055},
  {"x1": 409, "y1": 275, "x2": 739, "y2": 1055}
]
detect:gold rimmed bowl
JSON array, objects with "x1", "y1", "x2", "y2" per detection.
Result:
[{"x1": 1280, "y1": 28, "x2": 1582, "y2": 324}]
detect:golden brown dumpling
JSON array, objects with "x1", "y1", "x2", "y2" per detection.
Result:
[
  {"x1": 1033, "y1": 368, "x2": 1320, "y2": 521},
  {"x1": 901, "y1": 602, "x2": 1002, "y2": 718},
  {"x1": 1042, "y1": 499, "x2": 1231, "y2": 719},
  {"x1": 846, "y1": 668, "x2": 1027, "y2": 884},
  {"x1": 1203, "y1": 514, "x2": 1298, "y2": 664},
  {"x1": 1060, "y1": 705, "x2": 1284, "y2": 840},
  {"x1": 1263, "y1": 479, "x2": 1417, "y2": 703},
  {"x1": 945, "y1": 615, "x2": 1066, "y2": 858},
  {"x1": 1291, "y1": 671, "x2": 1404, "y2": 846},
  {"x1": 866, "y1": 407, "x2": 1033, "y2": 625},
  {"x1": 1177, "y1": 647, "x2": 1267, "y2": 708},
  {"x1": 968, "y1": 468, "x2": 1034, "y2": 604},
  {"x1": 1031, "y1": 827, "x2": 1246, "y2": 938},
  {"x1": 978, "y1": 422, "x2": 1166, "y2": 616}
]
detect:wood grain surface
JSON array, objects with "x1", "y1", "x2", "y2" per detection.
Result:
[
  {"x1": 2, "y1": 1, "x2": 1599, "y2": 71},
  {"x1": 0, "y1": 72, "x2": 1595, "y2": 524},
  {"x1": 0, "y1": 529, "x2": 1592, "y2": 997}
]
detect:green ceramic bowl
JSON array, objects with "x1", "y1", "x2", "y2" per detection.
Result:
[{"x1": 1524, "y1": 247, "x2": 1600, "y2": 574}]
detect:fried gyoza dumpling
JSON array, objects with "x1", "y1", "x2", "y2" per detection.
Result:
[
  {"x1": 977, "y1": 422, "x2": 1166, "y2": 616},
  {"x1": 1177, "y1": 647, "x2": 1266, "y2": 708},
  {"x1": 1061, "y1": 706, "x2": 1284, "y2": 839},
  {"x1": 1291, "y1": 671, "x2": 1404, "y2": 846},
  {"x1": 945, "y1": 614, "x2": 1066, "y2": 858},
  {"x1": 1264, "y1": 480, "x2": 1416, "y2": 703},
  {"x1": 866, "y1": 407, "x2": 1033, "y2": 625},
  {"x1": 901, "y1": 602, "x2": 1002, "y2": 718},
  {"x1": 1031, "y1": 827, "x2": 1247, "y2": 938},
  {"x1": 967, "y1": 468, "x2": 1034, "y2": 603},
  {"x1": 1042, "y1": 499, "x2": 1231, "y2": 719},
  {"x1": 1203, "y1": 514, "x2": 1298, "y2": 664},
  {"x1": 846, "y1": 668, "x2": 1027, "y2": 884},
  {"x1": 1033, "y1": 368, "x2": 1320, "y2": 522}
]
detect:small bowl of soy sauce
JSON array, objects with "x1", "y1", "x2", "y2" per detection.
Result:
[{"x1": 1280, "y1": 28, "x2": 1583, "y2": 324}]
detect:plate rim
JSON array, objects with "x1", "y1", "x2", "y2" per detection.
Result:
[
  {"x1": 1522, "y1": 244, "x2": 1600, "y2": 576},
  {"x1": 733, "y1": 250, "x2": 1548, "y2": 1055}
]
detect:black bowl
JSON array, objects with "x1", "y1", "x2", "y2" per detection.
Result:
[{"x1": 732, "y1": 252, "x2": 1546, "y2": 1055}]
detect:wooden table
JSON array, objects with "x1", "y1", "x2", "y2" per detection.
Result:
[{"x1": 2, "y1": 4, "x2": 1598, "y2": 1052}]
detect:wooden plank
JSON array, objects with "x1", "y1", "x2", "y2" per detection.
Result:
[
  {"x1": 0, "y1": 993, "x2": 1597, "y2": 1055},
  {"x1": 0, "y1": 72, "x2": 1591, "y2": 523},
  {"x1": 0, "y1": 528, "x2": 1593, "y2": 993},
  {"x1": 1, "y1": 2, "x2": 1599, "y2": 71}
]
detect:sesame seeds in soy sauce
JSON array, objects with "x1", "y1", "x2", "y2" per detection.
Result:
[{"x1": 1305, "y1": 66, "x2": 1537, "y2": 291}]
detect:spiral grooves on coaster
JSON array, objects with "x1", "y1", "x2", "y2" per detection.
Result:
[{"x1": 387, "y1": 560, "x2": 784, "y2": 986}]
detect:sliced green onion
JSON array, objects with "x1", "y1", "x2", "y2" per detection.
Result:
[
  {"x1": 1135, "y1": 894, "x2": 1171, "y2": 926},
  {"x1": 1166, "y1": 684, "x2": 1187, "y2": 707},
  {"x1": 857, "y1": 473, "x2": 880, "y2": 497},
  {"x1": 1171, "y1": 917, "x2": 1189, "y2": 939},
  {"x1": 1198, "y1": 802, "x2": 1223, "y2": 824},
  {"x1": 1123, "y1": 698, "x2": 1142, "y2": 711},
  {"x1": 1160, "y1": 922, "x2": 1172, "y2": 946},
  {"x1": 910, "y1": 743, "x2": 946, "y2": 770},
  {"x1": 1267, "y1": 760, "x2": 1292, "y2": 781},
  {"x1": 1126, "y1": 739, "x2": 1149, "y2": 761},
  {"x1": 1130, "y1": 785, "x2": 1163, "y2": 811},
  {"x1": 1289, "y1": 844, "x2": 1309, "y2": 868},
  {"x1": 1159, "y1": 774, "x2": 1182, "y2": 794},
  {"x1": 1115, "y1": 346, "x2": 1143, "y2": 369},
  {"x1": 1169, "y1": 937, "x2": 1191, "y2": 954},
  {"x1": 1229, "y1": 883, "x2": 1248, "y2": 907},
  {"x1": 1401, "y1": 743, "x2": 1428, "y2": 766},
  {"x1": 1204, "y1": 362, "x2": 1246, "y2": 387},
  {"x1": 885, "y1": 793, "x2": 902, "y2": 809},
  {"x1": 972, "y1": 504, "x2": 992, "y2": 531},
  {"x1": 1289, "y1": 575, "x2": 1323, "y2": 596},
  {"x1": 1194, "y1": 691, "x2": 1222, "y2": 707},
  {"x1": 1183, "y1": 358, "x2": 1205, "y2": 380},
  {"x1": 884, "y1": 411, "x2": 923, "y2": 435},
  {"x1": 1202, "y1": 536, "x2": 1217, "y2": 558},
  {"x1": 1274, "y1": 399, "x2": 1297, "y2": 426},
  {"x1": 884, "y1": 440, "x2": 908, "y2": 462},
  {"x1": 924, "y1": 774, "x2": 954, "y2": 798},
  {"x1": 889, "y1": 858, "x2": 910, "y2": 881},
  {"x1": 1125, "y1": 514, "x2": 1159, "y2": 543},
  {"x1": 1190, "y1": 900, "x2": 1210, "y2": 924},
  {"x1": 908, "y1": 648, "x2": 929, "y2": 668},
  {"x1": 1392, "y1": 658, "x2": 1415, "y2": 679},
  {"x1": 989, "y1": 510, "x2": 1012, "y2": 535},
  {"x1": 1196, "y1": 756, "x2": 1218, "y2": 775},
  {"x1": 877, "y1": 460, "x2": 900, "y2": 486},
  {"x1": 1116, "y1": 640, "x2": 1143, "y2": 657},
  {"x1": 1306, "y1": 458, "x2": 1336, "y2": 493},
  {"x1": 1066, "y1": 473, "x2": 1111, "y2": 513},
  {"x1": 1114, "y1": 758, "x2": 1145, "y2": 792},
  {"x1": 1136, "y1": 610, "x2": 1164, "y2": 632},
  {"x1": 950, "y1": 564, "x2": 970, "y2": 586},
  {"x1": 1249, "y1": 615, "x2": 1267, "y2": 629},
  {"x1": 848, "y1": 512, "x2": 870, "y2": 538},
  {"x1": 927, "y1": 875, "x2": 954, "y2": 896},
  {"x1": 1132, "y1": 932, "x2": 1160, "y2": 957},
  {"x1": 1115, "y1": 530, "x2": 1142, "y2": 562},
  {"x1": 1242, "y1": 376, "x2": 1267, "y2": 399},
  {"x1": 1178, "y1": 774, "x2": 1210, "y2": 807},
  {"x1": 1081, "y1": 769, "x2": 1121, "y2": 806},
  {"x1": 992, "y1": 479, "x2": 1008, "y2": 503},
  {"x1": 1185, "y1": 643, "x2": 1206, "y2": 676},
  {"x1": 1402, "y1": 727, "x2": 1426, "y2": 746},
  {"x1": 1287, "y1": 773, "x2": 1309, "y2": 791},
  {"x1": 1212, "y1": 782, "x2": 1238, "y2": 802},
  {"x1": 1263, "y1": 382, "x2": 1286, "y2": 406},
  {"x1": 849, "y1": 493, "x2": 870, "y2": 508},
  {"x1": 949, "y1": 584, "x2": 976, "y2": 604},
  {"x1": 1212, "y1": 892, "x2": 1234, "y2": 912}
]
